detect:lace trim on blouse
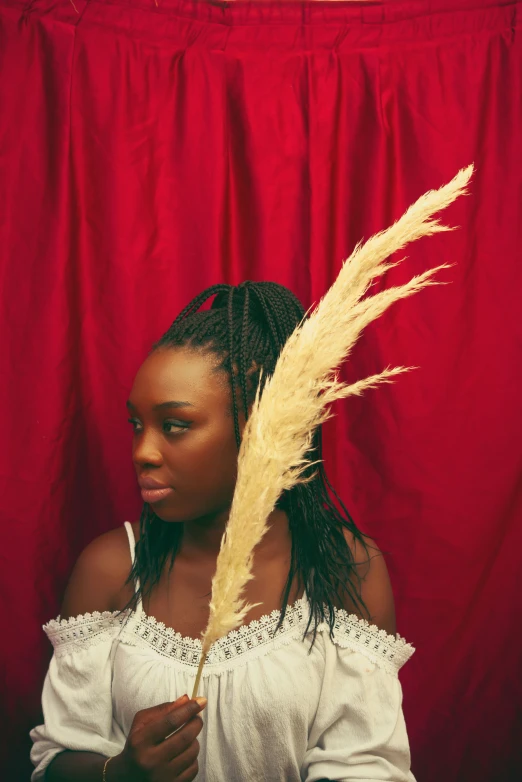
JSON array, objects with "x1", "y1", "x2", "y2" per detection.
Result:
[
  {"x1": 119, "y1": 597, "x2": 312, "y2": 676},
  {"x1": 44, "y1": 610, "x2": 125, "y2": 654},
  {"x1": 315, "y1": 609, "x2": 415, "y2": 674},
  {"x1": 44, "y1": 598, "x2": 415, "y2": 675}
]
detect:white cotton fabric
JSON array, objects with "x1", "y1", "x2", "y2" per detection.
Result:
[{"x1": 30, "y1": 522, "x2": 417, "y2": 782}]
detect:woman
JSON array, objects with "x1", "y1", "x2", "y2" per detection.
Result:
[{"x1": 30, "y1": 281, "x2": 416, "y2": 782}]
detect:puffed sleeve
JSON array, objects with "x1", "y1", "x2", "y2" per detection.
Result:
[
  {"x1": 29, "y1": 613, "x2": 127, "y2": 781},
  {"x1": 303, "y1": 618, "x2": 416, "y2": 782}
]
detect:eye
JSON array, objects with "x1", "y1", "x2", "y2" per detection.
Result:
[
  {"x1": 127, "y1": 418, "x2": 142, "y2": 432},
  {"x1": 163, "y1": 420, "x2": 191, "y2": 435}
]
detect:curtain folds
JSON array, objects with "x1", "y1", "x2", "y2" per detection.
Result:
[{"x1": 0, "y1": 0, "x2": 520, "y2": 778}]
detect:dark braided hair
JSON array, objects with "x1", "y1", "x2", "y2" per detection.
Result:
[{"x1": 123, "y1": 281, "x2": 375, "y2": 650}]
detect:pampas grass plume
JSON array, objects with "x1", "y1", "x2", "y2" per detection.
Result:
[{"x1": 191, "y1": 163, "x2": 474, "y2": 698}]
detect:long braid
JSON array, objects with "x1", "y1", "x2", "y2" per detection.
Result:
[
  {"x1": 227, "y1": 287, "x2": 242, "y2": 450},
  {"x1": 249, "y1": 285, "x2": 281, "y2": 353},
  {"x1": 239, "y1": 285, "x2": 251, "y2": 430},
  {"x1": 123, "y1": 281, "x2": 374, "y2": 650}
]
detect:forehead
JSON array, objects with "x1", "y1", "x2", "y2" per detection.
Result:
[{"x1": 130, "y1": 347, "x2": 229, "y2": 409}]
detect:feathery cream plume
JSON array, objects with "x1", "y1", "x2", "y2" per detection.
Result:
[{"x1": 191, "y1": 163, "x2": 474, "y2": 698}]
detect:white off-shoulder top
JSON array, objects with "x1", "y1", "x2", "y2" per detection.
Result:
[{"x1": 30, "y1": 521, "x2": 417, "y2": 782}]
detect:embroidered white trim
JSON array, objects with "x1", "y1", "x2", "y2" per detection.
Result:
[
  {"x1": 316, "y1": 608, "x2": 415, "y2": 675},
  {"x1": 44, "y1": 611, "x2": 126, "y2": 655},
  {"x1": 119, "y1": 598, "x2": 311, "y2": 676},
  {"x1": 45, "y1": 610, "x2": 121, "y2": 632},
  {"x1": 43, "y1": 601, "x2": 415, "y2": 673}
]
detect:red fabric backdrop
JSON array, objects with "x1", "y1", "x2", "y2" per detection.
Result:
[{"x1": 1, "y1": 0, "x2": 521, "y2": 779}]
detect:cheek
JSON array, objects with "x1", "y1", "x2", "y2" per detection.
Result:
[
  {"x1": 155, "y1": 430, "x2": 238, "y2": 522},
  {"x1": 169, "y1": 428, "x2": 238, "y2": 488}
]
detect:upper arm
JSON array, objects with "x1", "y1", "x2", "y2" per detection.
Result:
[
  {"x1": 59, "y1": 527, "x2": 132, "y2": 620},
  {"x1": 341, "y1": 530, "x2": 397, "y2": 636}
]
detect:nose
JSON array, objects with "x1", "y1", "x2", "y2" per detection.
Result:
[{"x1": 132, "y1": 429, "x2": 163, "y2": 469}]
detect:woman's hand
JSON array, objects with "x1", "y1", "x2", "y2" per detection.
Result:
[{"x1": 110, "y1": 694, "x2": 207, "y2": 781}]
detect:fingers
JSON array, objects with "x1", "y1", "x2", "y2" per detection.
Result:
[
  {"x1": 124, "y1": 696, "x2": 206, "y2": 781},
  {"x1": 161, "y1": 714, "x2": 203, "y2": 760},
  {"x1": 146, "y1": 711, "x2": 204, "y2": 775},
  {"x1": 166, "y1": 737, "x2": 200, "y2": 776},
  {"x1": 146, "y1": 699, "x2": 206, "y2": 746},
  {"x1": 134, "y1": 695, "x2": 190, "y2": 730},
  {"x1": 174, "y1": 760, "x2": 199, "y2": 782}
]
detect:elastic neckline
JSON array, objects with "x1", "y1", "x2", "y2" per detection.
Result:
[{"x1": 43, "y1": 599, "x2": 415, "y2": 675}]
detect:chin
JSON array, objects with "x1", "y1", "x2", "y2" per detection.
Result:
[
  {"x1": 151, "y1": 508, "x2": 186, "y2": 523},
  {"x1": 150, "y1": 502, "x2": 203, "y2": 524}
]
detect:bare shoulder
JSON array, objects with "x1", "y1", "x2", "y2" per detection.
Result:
[
  {"x1": 341, "y1": 528, "x2": 397, "y2": 636},
  {"x1": 59, "y1": 524, "x2": 136, "y2": 621}
]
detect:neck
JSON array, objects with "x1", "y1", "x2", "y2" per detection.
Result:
[{"x1": 179, "y1": 507, "x2": 291, "y2": 563}]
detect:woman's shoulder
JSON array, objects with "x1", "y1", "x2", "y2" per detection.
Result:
[
  {"x1": 58, "y1": 523, "x2": 137, "y2": 621},
  {"x1": 339, "y1": 529, "x2": 397, "y2": 637}
]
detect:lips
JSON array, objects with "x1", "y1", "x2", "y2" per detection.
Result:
[
  {"x1": 141, "y1": 487, "x2": 174, "y2": 504},
  {"x1": 139, "y1": 477, "x2": 170, "y2": 490},
  {"x1": 138, "y1": 477, "x2": 174, "y2": 504}
]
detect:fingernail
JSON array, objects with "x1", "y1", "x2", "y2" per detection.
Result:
[
  {"x1": 178, "y1": 694, "x2": 189, "y2": 704},
  {"x1": 195, "y1": 696, "x2": 207, "y2": 708}
]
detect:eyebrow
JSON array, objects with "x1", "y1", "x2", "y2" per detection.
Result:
[{"x1": 126, "y1": 400, "x2": 194, "y2": 411}]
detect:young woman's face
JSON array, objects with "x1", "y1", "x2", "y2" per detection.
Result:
[{"x1": 127, "y1": 346, "x2": 241, "y2": 523}]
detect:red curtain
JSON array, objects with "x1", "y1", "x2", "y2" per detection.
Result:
[{"x1": 1, "y1": 0, "x2": 521, "y2": 778}]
